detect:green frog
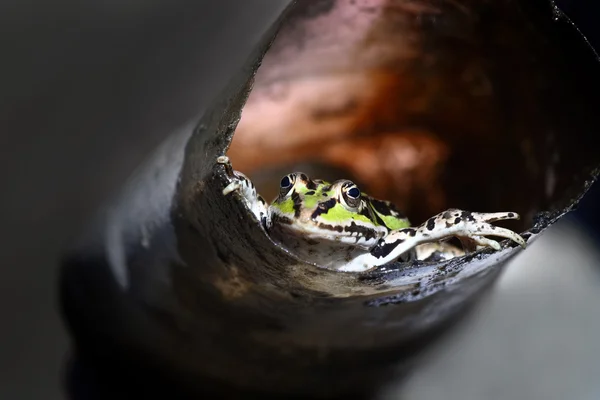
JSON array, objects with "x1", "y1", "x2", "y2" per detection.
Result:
[{"x1": 217, "y1": 156, "x2": 526, "y2": 272}]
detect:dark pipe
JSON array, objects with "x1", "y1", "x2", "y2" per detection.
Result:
[{"x1": 55, "y1": 0, "x2": 600, "y2": 399}]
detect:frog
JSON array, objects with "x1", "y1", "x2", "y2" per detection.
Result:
[{"x1": 216, "y1": 156, "x2": 526, "y2": 272}]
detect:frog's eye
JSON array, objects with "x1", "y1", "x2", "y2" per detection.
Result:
[
  {"x1": 347, "y1": 187, "x2": 360, "y2": 199},
  {"x1": 279, "y1": 174, "x2": 296, "y2": 197},
  {"x1": 341, "y1": 183, "x2": 361, "y2": 208}
]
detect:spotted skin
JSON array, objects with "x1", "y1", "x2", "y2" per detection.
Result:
[
  {"x1": 221, "y1": 158, "x2": 269, "y2": 228},
  {"x1": 217, "y1": 156, "x2": 526, "y2": 272}
]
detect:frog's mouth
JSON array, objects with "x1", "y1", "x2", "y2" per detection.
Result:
[{"x1": 269, "y1": 213, "x2": 381, "y2": 249}]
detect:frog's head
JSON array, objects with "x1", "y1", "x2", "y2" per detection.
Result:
[{"x1": 269, "y1": 172, "x2": 390, "y2": 247}]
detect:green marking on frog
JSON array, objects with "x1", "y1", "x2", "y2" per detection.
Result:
[
  {"x1": 318, "y1": 202, "x2": 377, "y2": 225},
  {"x1": 274, "y1": 197, "x2": 295, "y2": 215},
  {"x1": 375, "y1": 212, "x2": 411, "y2": 230}
]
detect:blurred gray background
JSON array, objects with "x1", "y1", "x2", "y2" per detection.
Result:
[
  {"x1": 0, "y1": 1, "x2": 290, "y2": 398},
  {"x1": 1, "y1": 1, "x2": 599, "y2": 399}
]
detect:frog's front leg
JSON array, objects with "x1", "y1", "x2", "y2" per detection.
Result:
[
  {"x1": 374, "y1": 209, "x2": 525, "y2": 265},
  {"x1": 343, "y1": 209, "x2": 526, "y2": 271},
  {"x1": 217, "y1": 156, "x2": 269, "y2": 228}
]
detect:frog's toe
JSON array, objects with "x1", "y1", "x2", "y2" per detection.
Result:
[
  {"x1": 216, "y1": 155, "x2": 230, "y2": 164},
  {"x1": 459, "y1": 235, "x2": 501, "y2": 251},
  {"x1": 217, "y1": 155, "x2": 237, "y2": 178},
  {"x1": 471, "y1": 224, "x2": 526, "y2": 248},
  {"x1": 455, "y1": 211, "x2": 526, "y2": 249},
  {"x1": 471, "y1": 211, "x2": 521, "y2": 223},
  {"x1": 222, "y1": 181, "x2": 242, "y2": 195}
]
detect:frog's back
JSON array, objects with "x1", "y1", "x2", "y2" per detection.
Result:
[{"x1": 362, "y1": 194, "x2": 410, "y2": 231}]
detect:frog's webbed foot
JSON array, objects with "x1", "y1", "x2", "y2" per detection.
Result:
[
  {"x1": 414, "y1": 209, "x2": 526, "y2": 251},
  {"x1": 360, "y1": 209, "x2": 525, "y2": 269},
  {"x1": 217, "y1": 156, "x2": 250, "y2": 196},
  {"x1": 448, "y1": 210, "x2": 526, "y2": 251},
  {"x1": 217, "y1": 156, "x2": 269, "y2": 227}
]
